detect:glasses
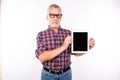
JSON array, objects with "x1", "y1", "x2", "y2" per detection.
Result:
[{"x1": 49, "y1": 13, "x2": 62, "y2": 19}]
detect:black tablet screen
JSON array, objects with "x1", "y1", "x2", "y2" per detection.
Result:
[{"x1": 73, "y1": 32, "x2": 88, "y2": 51}]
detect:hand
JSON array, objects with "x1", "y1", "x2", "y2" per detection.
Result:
[
  {"x1": 62, "y1": 35, "x2": 72, "y2": 49},
  {"x1": 89, "y1": 38, "x2": 95, "y2": 50}
]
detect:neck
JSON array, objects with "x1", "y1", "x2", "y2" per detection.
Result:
[
  {"x1": 53, "y1": 27, "x2": 59, "y2": 33},
  {"x1": 49, "y1": 25, "x2": 60, "y2": 33}
]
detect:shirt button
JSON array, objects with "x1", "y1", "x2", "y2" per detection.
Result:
[{"x1": 57, "y1": 58, "x2": 60, "y2": 60}]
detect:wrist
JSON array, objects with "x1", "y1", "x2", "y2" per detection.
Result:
[{"x1": 60, "y1": 45, "x2": 66, "y2": 51}]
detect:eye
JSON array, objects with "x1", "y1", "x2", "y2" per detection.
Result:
[
  {"x1": 49, "y1": 14, "x2": 55, "y2": 18},
  {"x1": 56, "y1": 14, "x2": 62, "y2": 18}
]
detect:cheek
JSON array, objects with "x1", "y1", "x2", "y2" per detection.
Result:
[
  {"x1": 57, "y1": 19, "x2": 61, "y2": 23},
  {"x1": 48, "y1": 19, "x2": 52, "y2": 23}
]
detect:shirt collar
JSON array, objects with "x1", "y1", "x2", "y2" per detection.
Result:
[{"x1": 48, "y1": 25, "x2": 62, "y2": 34}]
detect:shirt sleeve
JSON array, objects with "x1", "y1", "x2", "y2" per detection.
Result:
[{"x1": 35, "y1": 32, "x2": 46, "y2": 59}]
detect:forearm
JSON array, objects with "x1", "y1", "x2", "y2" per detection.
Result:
[
  {"x1": 74, "y1": 53, "x2": 85, "y2": 57},
  {"x1": 74, "y1": 46, "x2": 92, "y2": 57},
  {"x1": 38, "y1": 46, "x2": 65, "y2": 63},
  {"x1": 73, "y1": 47, "x2": 91, "y2": 57}
]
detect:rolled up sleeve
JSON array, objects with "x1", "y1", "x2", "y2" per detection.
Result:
[{"x1": 35, "y1": 32, "x2": 46, "y2": 59}]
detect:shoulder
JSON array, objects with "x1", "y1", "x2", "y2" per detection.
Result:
[
  {"x1": 36, "y1": 29, "x2": 48, "y2": 38},
  {"x1": 60, "y1": 28, "x2": 71, "y2": 33},
  {"x1": 38, "y1": 29, "x2": 48, "y2": 35},
  {"x1": 60, "y1": 28, "x2": 71, "y2": 35}
]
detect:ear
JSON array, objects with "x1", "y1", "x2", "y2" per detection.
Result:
[{"x1": 46, "y1": 15, "x2": 49, "y2": 20}]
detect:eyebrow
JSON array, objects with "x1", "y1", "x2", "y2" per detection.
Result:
[{"x1": 49, "y1": 13, "x2": 62, "y2": 15}]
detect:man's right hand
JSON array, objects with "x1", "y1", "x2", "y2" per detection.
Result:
[{"x1": 62, "y1": 35, "x2": 72, "y2": 49}]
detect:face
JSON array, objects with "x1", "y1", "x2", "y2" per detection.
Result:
[{"x1": 47, "y1": 7, "x2": 62, "y2": 28}]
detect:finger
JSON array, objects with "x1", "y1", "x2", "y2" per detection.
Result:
[{"x1": 89, "y1": 38, "x2": 94, "y2": 41}]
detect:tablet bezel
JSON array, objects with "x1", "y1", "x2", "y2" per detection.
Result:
[{"x1": 71, "y1": 31, "x2": 89, "y2": 53}]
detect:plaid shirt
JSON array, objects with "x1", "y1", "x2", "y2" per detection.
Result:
[{"x1": 35, "y1": 26, "x2": 71, "y2": 70}]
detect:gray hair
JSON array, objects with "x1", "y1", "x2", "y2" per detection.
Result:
[
  {"x1": 48, "y1": 4, "x2": 61, "y2": 9},
  {"x1": 47, "y1": 4, "x2": 62, "y2": 13}
]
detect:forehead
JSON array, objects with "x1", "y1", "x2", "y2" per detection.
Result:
[{"x1": 48, "y1": 7, "x2": 62, "y2": 14}]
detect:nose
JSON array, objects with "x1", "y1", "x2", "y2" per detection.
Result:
[{"x1": 54, "y1": 16, "x2": 58, "y2": 19}]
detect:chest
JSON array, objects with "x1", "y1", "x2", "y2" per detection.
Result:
[{"x1": 42, "y1": 33, "x2": 67, "y2": 50}]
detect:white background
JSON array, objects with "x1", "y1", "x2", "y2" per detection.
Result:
[{"x1": 1, "y1": 0, "x2": 120, "y2": 80}]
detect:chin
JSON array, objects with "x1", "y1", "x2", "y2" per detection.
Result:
[{"x1": 51, "y1": 24, "x2": 60, "y2": 28}]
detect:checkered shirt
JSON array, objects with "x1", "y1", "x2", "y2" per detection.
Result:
[{"x1": 35, "y1": 26, "x2": 71, "y2": 70}]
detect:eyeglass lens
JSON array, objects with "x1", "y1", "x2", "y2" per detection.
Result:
[{"x1": 49, "y1": 13, "x2": 62, "y2": 19}]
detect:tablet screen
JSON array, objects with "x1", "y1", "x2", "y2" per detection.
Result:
[{"x1": 71, "y1": 32, "x2": 88, "y2": 53}]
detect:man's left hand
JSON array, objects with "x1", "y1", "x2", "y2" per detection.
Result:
[{"x1": 89, "y1": 38, "x2": 95, "y2": 50}]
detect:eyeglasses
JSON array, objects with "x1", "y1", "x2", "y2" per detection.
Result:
[{"x1": 49, "y1": 13, "x2": 62, "y2": 19}]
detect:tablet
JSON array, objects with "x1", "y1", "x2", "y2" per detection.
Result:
[{"x1": 71, "y1": 31, "x2": 89, "y2": 53}]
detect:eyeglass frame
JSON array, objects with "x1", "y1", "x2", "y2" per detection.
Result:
[{"x1": 48, "y1": 13, "x2": 62, "y2": 19}]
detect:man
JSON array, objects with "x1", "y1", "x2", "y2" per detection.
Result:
[{"x1": 35, "y1": 4, "x2": 95, "y2": 80}]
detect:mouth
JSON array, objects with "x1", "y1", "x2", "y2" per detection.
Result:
[
  {"x1": 53, "y1": 20, "x2": 58, "y2": 22},
  {"x1": 53, "y1": 21, "x2": 58, "y2": 24}
]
